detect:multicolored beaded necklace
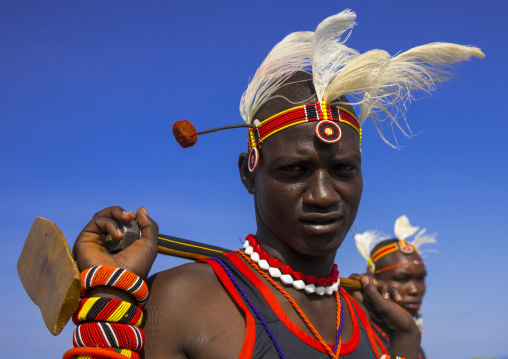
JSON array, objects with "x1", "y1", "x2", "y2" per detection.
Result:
[
  {"x1": 242, "y1": 234, "x2": 340, "y2": 295},
  {"x1": 238, "y1": 250, "x2": 344, "y2": 358},
  {"x1": 239, "y1": 234, "x2": 345, "y2": 358}
]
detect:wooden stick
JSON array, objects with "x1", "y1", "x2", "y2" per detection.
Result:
[
  {"x1": 18, "y1": 218, "x2": 362, "y2": 335},
  {"x1": 154, "y1": 232, "x2": 361, "y2": 290}
]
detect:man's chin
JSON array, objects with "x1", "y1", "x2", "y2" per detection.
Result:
[{"x1": 403, "y1": 305, "x2": 420, "y2": 318}]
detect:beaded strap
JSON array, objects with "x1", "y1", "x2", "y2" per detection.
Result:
[
  {"x1": 72, "y1": 297, "x2": 143, "y2": 326},
  {"x1": 238, "y1": 250, "x2": 343, "y2": 359},
  {"x1": 209, "y1": 258, "x2": 286, "y2": 359},
  {"x1": 73, "y1": 322, "x2": 144, "y2": 352},
  {"x1": 62, "y1": 347, "x2": 140, "y2": 359},
  {"x1": 81, "y1": 266, "x2": 149, "y2": 307}
]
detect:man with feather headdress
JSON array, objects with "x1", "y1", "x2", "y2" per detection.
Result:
[
  {"x1": 69, "y1": 9, "x2": 483, "y2": 359},
  {"x1": 354, "y1": 215, "x2": 438, "y2": 358}
]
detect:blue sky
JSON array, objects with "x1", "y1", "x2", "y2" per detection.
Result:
[{"x1": 1, "y1": 1, "x2": 507, "y2": 358}]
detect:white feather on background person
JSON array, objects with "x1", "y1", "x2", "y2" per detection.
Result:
[
  {"x1": 354, "y1": 215, "x2": 438, "y2": 266},
  {"x1": 354, "y1": 230, "x2": 389, "y2": 262},
  {"x1": 394, "y1": 215, "x2": 420, "y2": 240}
]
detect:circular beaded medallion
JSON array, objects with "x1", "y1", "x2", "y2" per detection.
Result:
[
  {"x1": 315, "y1": 120, "x2": 342, "y2": 144},
  {"x1": 248, "y1": 147, "x2": 259, "y2": 172},
  {"x1": 398, "y1": 240, "x2": 414, "y2": 254}
]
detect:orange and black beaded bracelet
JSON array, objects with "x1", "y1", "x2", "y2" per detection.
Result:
[{"x1": 81, "y1": 266, "x2": 149, "y2": 307}]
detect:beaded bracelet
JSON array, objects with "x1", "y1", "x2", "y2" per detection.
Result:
[
  {"x1": 62, "y1": 347, "x2": 140, "y2": 359},
  {"x1": 81, "y1": 266, "x2": 149, "y2": 307},
  {"x1": 380, "y1": 356, "x2": 405, "y2": 359},
  {"x1": 73, "y1": 322, "x2": 144, "y2": 352},
  {"x1": 72, "y1": 297, "x2": 143, "y2": 327}
]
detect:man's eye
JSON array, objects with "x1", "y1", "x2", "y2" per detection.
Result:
[
  {"x1": 281, "y1": 165, "x2": 304, "y2": 171},
  {"x1": 334, "y1": 164, "x2": 354, "y2": 171}
]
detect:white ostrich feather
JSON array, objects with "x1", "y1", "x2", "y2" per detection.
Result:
[
  {"x1": 359, "y1": 43, "x2": 485, "y2": 146},
  {"x1": 394, "y1": 215, "x2": 420, "y2": 240},
  {"x1": 323, "y1": 49, "x2": 391, "y2": 104},
  {"x1": 240, "y1": 31, "x2": 314, "y2": 125},
  {"x1": 354, "y1": 230, "x2": 388, "y2": 261},
  {"x1": 239, "y1": 10, "x2": 484, "y2": 145},
  {"x1": 311, "y1": 9, "x2": 359, "y2": 101},
  {"x1": 412, "y1": 228, "x2": 438, "y2": 252}
]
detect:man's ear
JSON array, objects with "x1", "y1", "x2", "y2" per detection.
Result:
[{"x1": 238, "y1": 152, "x2": 256, "y2": 194}]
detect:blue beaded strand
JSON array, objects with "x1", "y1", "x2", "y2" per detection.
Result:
[{"x1": 210, "y1": 258, "x2": 286, "y2": 359}]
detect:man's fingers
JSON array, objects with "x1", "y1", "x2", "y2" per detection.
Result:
[
  {"x1": 83, "y1": 216, "x2": 125, "y2": 242},
  {"x1": 361, "y1": 276, "x2": 387, "y2": 307},
  {"x1": 108, "y1": 206, "x2": 159, "y2": 278},
  {"x1": 391, "y1": 287, "x2": 402, "y2": 302},
  {"x1": 137, "y1": 206, "x2": 159, "y2": 242},
  {"x1": 93, "y1": 206, "x2": 136, "y2": 224}
]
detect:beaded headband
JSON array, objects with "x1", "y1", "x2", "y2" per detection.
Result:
[
  {"x1": 373, "y1": 259, "x2": 425, "y2": 275},
  {"x1": 246, "y1": 101, "x2": 361, "y2": 172},
  {"x1": 367, "y1": 240, "x2": 419, "y2": 273},
  {"x1": 355, "y1": 215, "x2": 438, "y2": 274}
]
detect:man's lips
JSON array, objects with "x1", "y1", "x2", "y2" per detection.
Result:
[
  {"x1": 298, "y1": 213, "x2": 342, "y2": 234},
  {"x1": 299, "y1": 213, "x2": 341, "y2": 224}
]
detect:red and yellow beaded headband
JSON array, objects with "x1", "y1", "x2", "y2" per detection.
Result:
[
  {"x1": 373, "y1": 260, "x2": 425, "y2": 275},
  {"x1": 367, "y1": 240, "x2": 419, "y2": 272},
  {"x1": 246, "y1": 101, "x2": 361, "y2": 172}
]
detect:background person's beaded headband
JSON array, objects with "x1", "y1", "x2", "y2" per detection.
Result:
[
  {"x1": 355, "y1": 215, "x2": 438, "y2": 273},
  {"x1": 172, "y1": 9, "x2": 483, "y2": 171}
]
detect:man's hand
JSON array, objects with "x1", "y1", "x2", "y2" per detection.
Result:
[
  {"x1": 351, "y1": 275, "x2": 421, "y2": 359},
  {"x1": 73, "y1": 206, "x2": 158, "y2": 279}
]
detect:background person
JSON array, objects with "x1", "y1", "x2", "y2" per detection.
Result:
[{"x1": 354, "y1": 215, "x2": 437, "y2": 358}]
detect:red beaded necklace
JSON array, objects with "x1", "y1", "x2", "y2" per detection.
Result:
[{"x1": 242, "y1": 234, "x2": 339, "y2": 295}]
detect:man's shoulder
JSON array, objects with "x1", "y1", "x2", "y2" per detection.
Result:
[
  {"x1": 147, "y1": 261, "x2": 222, "y2": 301},
  {"x1": 143, "y1": 261, "x2": 247, "y2": 358}
]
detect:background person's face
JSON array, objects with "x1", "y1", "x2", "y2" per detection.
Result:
[{"x1": 375, "y1": 251, "x2": 427, "y2": 317}]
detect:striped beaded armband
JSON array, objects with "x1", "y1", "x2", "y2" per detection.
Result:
[
  {"x1": 63, "y1": 347, "x2": 140, "y2": 359},
  {"x1": 72, "y1": 297, "x2": 143, "y2": 326},
  {"x1": 81, "y1": 266, "x2": 149, "y2": 307},
  {"x1": 73, "y1": 322, "x2": 145, "y2": 352}
]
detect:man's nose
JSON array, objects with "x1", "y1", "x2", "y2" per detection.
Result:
[
  {"x1": 303, "y1": 170, "x2": 340, "y2": 208},
  {"x1": 407, "y1": 280, "x2": 421, "y2": 296}
]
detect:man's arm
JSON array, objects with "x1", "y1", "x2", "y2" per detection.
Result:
[{"x1": 142, "y1": 262, "x2": 247, "y2": 359}]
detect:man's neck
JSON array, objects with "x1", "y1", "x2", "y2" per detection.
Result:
[{"x1": 253, "y1": 226, "x2": 338, "y2": 278}]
